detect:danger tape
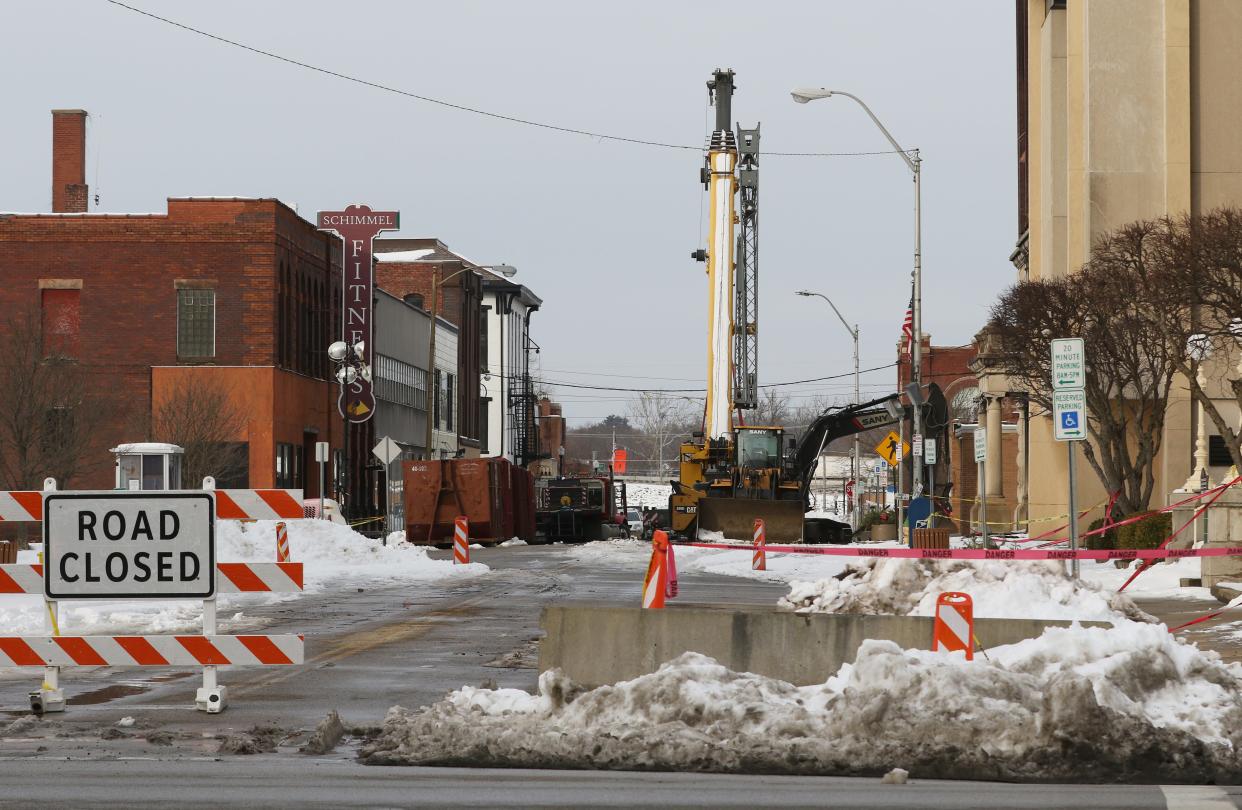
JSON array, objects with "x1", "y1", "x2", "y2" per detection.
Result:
[
  {"x1": 0, "y1": 563, "x2": 303, "y2": 595},
  {"x1": 0, "y1": 634, "x2": 304, "y2": 667},
  {"x1": 681, "y1": 542, "x2": 1242, "y2": 562}
]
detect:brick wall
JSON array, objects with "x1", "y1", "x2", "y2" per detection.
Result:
[
  {"x1": 0, "y1": 198, "x2": 342, "y2": 489},
  {"x1": 51, "y1": 110, "x2": 87, "y2": 214}
]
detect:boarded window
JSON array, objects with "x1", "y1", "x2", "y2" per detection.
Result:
[
  {"x1": 41, "y1": 288, "x2": 80, "y2": 357},
  {"x1": 177, "y1": 289, "x2": 215, "y2": 358}
]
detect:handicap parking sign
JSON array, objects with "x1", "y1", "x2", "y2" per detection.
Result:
[{"x1": 1053, "y1": 390, "x2": 1085, "y2": 441}]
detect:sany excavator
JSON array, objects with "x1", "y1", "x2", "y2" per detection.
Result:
[{"x1": 669, "y1": 69, "x2": 904, "y2": 543}]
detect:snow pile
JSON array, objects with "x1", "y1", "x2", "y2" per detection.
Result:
[
  {"x1": 623, "y1": 483, "x2": 671, "y2": 509},
  {"x1": 362, "y1": 626, "x2": 1242, "y2": 782},
  {"x1": 779, "y1": 558, "x2": 1155, "y2": 622},
  {"x1": 220, "y1": 520, "x2": 488, "y2": 591}
]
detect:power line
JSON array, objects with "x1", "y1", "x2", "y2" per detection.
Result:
[
  {"x1": 104, "y1": 1, "x2": 913, "y2": 158},
  {"x1": 537, "y1": 363, "x2": 897, "y2": 393}
]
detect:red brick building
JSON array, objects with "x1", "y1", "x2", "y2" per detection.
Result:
[
  {"x1": 896, "y1": 336, "x2": 1023, "y2": 532},
  {"x1": 0, "y1": 110, "x2": 349, "y2": 498}
]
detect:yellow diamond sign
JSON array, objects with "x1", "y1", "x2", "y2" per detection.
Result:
[{"x1": 874, "y1": 431, "x2": 910, "y2": 466}]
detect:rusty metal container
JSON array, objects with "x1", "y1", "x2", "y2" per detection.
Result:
[{"x1": 404, "y1": 457, "x2": 535, "y2": 545}]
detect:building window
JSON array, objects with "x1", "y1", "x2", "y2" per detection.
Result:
[
  {"x1": 446, "y1": 373, "x2": 455, "y2": 432},
  {"x1": 275, "y1": 442, "x2": 296, "y2": 488},
  {"x1": 375, "y1": 354, "x2": 428, "y2": 412},
  {"x1": 177, "y1": 288, "x2": 215, "y2": 358},
  {"x1": 480, "y1": 397, "x2": 491, "y2": 454},
  {"x1": 1209, "y1": 435, "x2": 1234, "y2": 467},
  {"x1": 480, "y1": 305, "x2": 490, "y2": 372},
  {"x1": 433, "y1": 369, "x2": 442, "y2": 429},
  {"x1": 41, "y1": 288, "x2": 80, "y2": 358}
]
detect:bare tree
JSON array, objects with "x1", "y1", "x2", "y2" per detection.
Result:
[
  {"x1": 0, "y1": 310, "x2": 111, "y2": 490},
  {"x1": 628, "y1": 393, "x2": 696, "y2": 478},
  {"x1": 754, "y1": 388, "x2": 791, "y2": 427},
  {"x1": 150, "y1": 375, "x2": 248, "y2": 488},
  {"x1": 988, "y1": 221, "x2": 1182, "y2": 515},
  {"x1": 1158, "y1": 208, "x2": 1242, "y2": 470}
]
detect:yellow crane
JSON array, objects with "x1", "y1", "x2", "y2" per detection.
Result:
[{"x1": 669, "y1": 69, "x2": 902, "y2": 543}]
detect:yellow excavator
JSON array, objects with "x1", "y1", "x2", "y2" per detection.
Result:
[{"x1": 669, "y1": 69, "x2": 903, "y2": 543}]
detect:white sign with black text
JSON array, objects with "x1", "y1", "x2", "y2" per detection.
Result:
[{"x1": 43, "y1": 492, "x2": 215, "y2": 600}]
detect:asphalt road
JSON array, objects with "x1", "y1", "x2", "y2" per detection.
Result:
[
  {"x1": 0, "y1": 543, "x2": 1237, "y2": 808},
  {"x1": 0, "y1": 759, "x2": 1238, "y2": 810}
]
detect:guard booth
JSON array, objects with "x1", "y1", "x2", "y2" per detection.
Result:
[{"x1": 111, "y1": 443, "x2": 184, "y2": 491}]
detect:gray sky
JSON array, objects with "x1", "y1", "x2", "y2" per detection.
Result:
[{"x1": 5, "y1": 1, "x2": 1016, "y2": 425}]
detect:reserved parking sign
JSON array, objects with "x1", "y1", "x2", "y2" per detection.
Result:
[{"x1": 43, "y1": 492, "x2": 215, "y2": 600}]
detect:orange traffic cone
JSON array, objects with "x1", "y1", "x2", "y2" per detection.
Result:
[
  {"x1": 453, "y1": 516, "x2": 470, "y2": 565},
  {"x1": 932, "y1": 592, "x2": 973, "y2": 660},
  {"x1": 642, "y1": 530, "x2": 670, "y2": 609},
  {"x1": 752, "y1": 518, "x2": 766, "y2": 571}
]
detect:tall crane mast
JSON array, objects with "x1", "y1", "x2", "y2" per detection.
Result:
[{"x1": 694, "y1": 68, "x2": 758, "y2": 439}]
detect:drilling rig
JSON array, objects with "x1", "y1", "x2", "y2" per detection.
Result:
[{"x1": 669, "y1": 69, "x2": 903, "y2": 542}]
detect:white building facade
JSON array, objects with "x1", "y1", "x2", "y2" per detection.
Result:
[
  {"x1": 430, "y1": 316, "x2": 459, "y2": 459},
  {"x1": 478, "y1": 273, "x2": 542, "y2": 465}
]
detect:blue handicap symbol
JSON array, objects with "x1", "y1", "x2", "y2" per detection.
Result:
[{"x1": 1061, "y1": 411, "x2": 1079, "y2": 429}]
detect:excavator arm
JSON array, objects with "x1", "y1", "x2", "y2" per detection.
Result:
[{"x1": 792, "y1": 395, "x2": 905, "y2": 503}]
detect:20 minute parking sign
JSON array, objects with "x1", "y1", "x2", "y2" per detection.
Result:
[{"x1": 43, "y1": 492, "x2": 215, "y2": 600}]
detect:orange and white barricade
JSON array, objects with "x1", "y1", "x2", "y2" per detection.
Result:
[
  {"x1": 642, "y1": 530, "x2": 671, "y2": 609},
  {"x1": 752, "y1": 519, "x2": 767, "y2": 571},
  {"x1": 276, "y1": 521, "x2": 290, "y2": 562},
  {"x1": 453, "y1": 516, "x2": 470, "y2": 565},
  {"x1": 932, "y1": 591, "x2": 974, "y2": 660}
]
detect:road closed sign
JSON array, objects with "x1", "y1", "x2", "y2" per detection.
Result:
[{"x1": 43, "y1": 492, "x2": 215, "y2": 600}]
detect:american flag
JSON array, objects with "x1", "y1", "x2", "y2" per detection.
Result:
[{"x1": 901, "y1": 294, "x2": 914, "y2": 352}]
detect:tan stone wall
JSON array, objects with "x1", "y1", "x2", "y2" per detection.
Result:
[{"x1": 1018, "y1": 0, "x2": 1242, "y2": 523}]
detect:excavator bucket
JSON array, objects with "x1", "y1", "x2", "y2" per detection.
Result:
[{"x1": 695, "y1": 498, "x2": 806, "y2": 543}]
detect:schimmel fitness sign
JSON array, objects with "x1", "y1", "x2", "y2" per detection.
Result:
[{"x1": 316, "y1": 205, "x2": 400, "y2": 422}]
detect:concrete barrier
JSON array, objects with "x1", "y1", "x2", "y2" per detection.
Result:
[{"x1": 540, "y1": 605, "x2": 1111, "y2": 687}]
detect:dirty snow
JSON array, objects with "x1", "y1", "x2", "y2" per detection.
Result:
[
  {"x1": 621, "y1": 482, "x2": 672, "y2": 509},
  {"x1": 362, "y1": 624, "x2": 1242, "y2": 782},
  {"x1": 0, "y1": 520, "x2": 486, "y2": 636},
  {"x1": 779, "y1": 558, "x2": 1154, "y2": 623}
]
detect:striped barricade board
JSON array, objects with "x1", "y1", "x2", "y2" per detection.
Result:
[
  {"x1": 0, "y1": 492, "x2": 42, "y2": 522},
  {"x1": 0, "y1": 490, "x2": 304, "y2": 522},
  {"x1": 0, "y1": 563, "x2": 303, "y2": 595},
  {"x1": 0, "y1": 634, "x2": 304, "y2": 667},
  {"x1": 214, "y1": 490, "x2": 304, "y2": 520}
]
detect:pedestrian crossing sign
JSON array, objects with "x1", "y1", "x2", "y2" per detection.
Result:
[{"x1": 874, "y1": 431, "x2": 909, "y2": 466}]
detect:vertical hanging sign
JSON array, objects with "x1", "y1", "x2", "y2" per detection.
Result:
[{"x1": 316, "y1": 205, "x2": 400, "y2": 422}]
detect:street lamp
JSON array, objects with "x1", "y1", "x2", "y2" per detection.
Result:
[
  {"x1": 425, "y1": 263, "x2": 517, "y2": 459},
  {"x1": 795, "y1": 290, "x2": 861, "y2": 531},
  {"x1": 791, "y1": 86, "x2": 926, "y2": 497},
  {"x1": 327, "y1": 338, "x2": 370, "y2": 520}
]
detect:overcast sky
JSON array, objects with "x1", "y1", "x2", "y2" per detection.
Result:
[{"x1": 5, "y1": 1, "x2": 1016, "y2": 424}]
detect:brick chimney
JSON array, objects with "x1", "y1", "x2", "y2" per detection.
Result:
[{"x1": 51, "y1": 109, "x2": 88, "y2": 213}]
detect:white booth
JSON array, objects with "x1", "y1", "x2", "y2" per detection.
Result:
[{"x1": 111, "y1": 443, "x2": 184, "y2": 491}]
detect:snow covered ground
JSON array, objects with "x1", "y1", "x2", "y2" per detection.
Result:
[
  {"x1": 363, "y1": 624, "x2": 1242, "y2": 782},
  {"x1": 0, "y1": 520, "x2": 486, "y2": 636},
  {"x1": 622, "y1": 482, "x2": 672, "y2": 509},
  {"x1": 779, "y1": 558, "x2": 1155, "y2": 622}
]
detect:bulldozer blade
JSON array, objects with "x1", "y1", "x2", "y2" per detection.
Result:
[{"x1": 695, "y1": 498, "x2": 806, "y2": 543}]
